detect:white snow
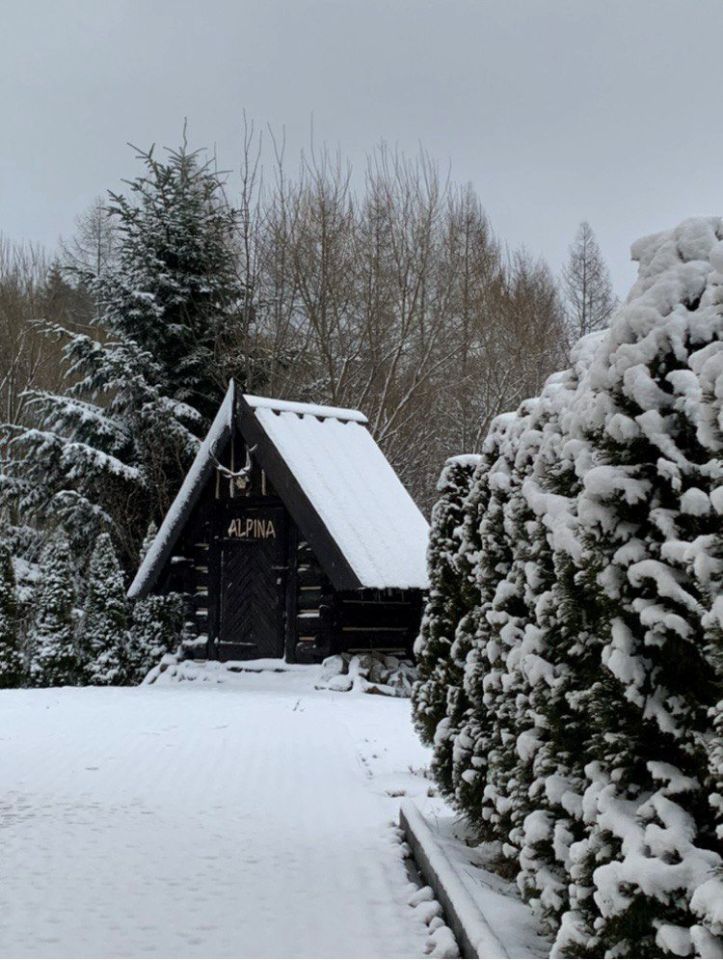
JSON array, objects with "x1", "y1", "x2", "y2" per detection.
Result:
[
  {"x1": 402, "y1": 806, "x2": 550, "y2": 960},
  {"x1": 0, "y1": 668, "x2": 543, "y2": 959},
  {"x1": 251, "y1": 400, "x2": 429, "y2": 589},
  {"x1": 244, "y1": 394, "x2": 368, "y2": 424},
  {"x1": 0, "y1": 669, "x2": 431, "y2": 959}
]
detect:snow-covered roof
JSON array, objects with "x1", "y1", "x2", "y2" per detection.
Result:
[
  {"x1": 248, "y1": 396, "x2": 429, "y2": 590},
  {"x1": 129, "y1": 386, "x2": 429, "y2": 598},
  {"x1": 244, "y1": 394, "x2": 368, "y2": 424}
]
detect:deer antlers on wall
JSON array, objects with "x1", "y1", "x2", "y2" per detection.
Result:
[{"x1": 209, "y1": 439, "x2": 257, "y2": 481}]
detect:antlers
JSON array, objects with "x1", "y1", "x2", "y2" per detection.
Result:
[{"x1": 209, "y1": 439, "x2": 257, "y2": 479}]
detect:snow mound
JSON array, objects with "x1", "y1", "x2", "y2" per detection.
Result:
[{"x1": 316, "y1": 653, "x2": 418, "y2": 697}]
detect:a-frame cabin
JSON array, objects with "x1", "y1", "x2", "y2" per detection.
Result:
[{"x1": 128, "y1": 384, "x2": 430, "y2": 663}]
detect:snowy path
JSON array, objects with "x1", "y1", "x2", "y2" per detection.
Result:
[{"x1": 0, "y1": 669, "x2": 435, "y2": 959}]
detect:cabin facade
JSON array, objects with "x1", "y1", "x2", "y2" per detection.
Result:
[{"x1": 128, "y1": 385, "x2": 429, "y2": 663}]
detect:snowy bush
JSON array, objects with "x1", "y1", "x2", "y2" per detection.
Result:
[
  {"x1": 127, "y1": 592, "x2": 185, "y2": 684},
  {"x1": 27, "y1": 534, "x2": 80, "y2": 687},
  {"x1": 416, "y1": 217, "x2": 723, "y2": 958},
  {"x1": 0, "y1": 540, "x2": 23, "y2": 687},
  {"x1": 80, "y1": 532, "x2": 130, "y2": 685},
  {"x1": 412, "y1": 454, "x2": 481, "y2": 793}
]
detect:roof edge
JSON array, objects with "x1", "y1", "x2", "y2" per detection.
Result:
[
  {"x1": 243, "y1": 394, "x2": 367, "y2": 424},
  {"x1": 127, "y1": 381, "x2": 236, "y2": 599}
]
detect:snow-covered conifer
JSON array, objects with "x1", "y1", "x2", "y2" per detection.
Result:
[
  {"x1": 81, "y1": 532, "x2": 129, "y2": 685},
  {"x1": 0, "y1": 541, "x2": 23, "y2": 687},
  {"x1": 514, "y1": 337, "x2": 600, "y2": 934},
  {"x1": 412, "y1": 454, "x2": 481, "y2": 796},
  {"x1": 450, "y1": 413, "x2": 518, "y2": 837},
  {"x1": 2, "y1": 143, "x2": 248, "y2": 568},
  {"x1": 127, "y1": 593, "x2": 184, "y2": 684},
  {"x1": 554, "y1": 219, "x2": 723, "y2": 958},
  {"x1": 27, "y1": 535, "x2": 79, "y2": 687},
  {"x1": 138, "y1": 520, "x2": 158, "y2": 563}
]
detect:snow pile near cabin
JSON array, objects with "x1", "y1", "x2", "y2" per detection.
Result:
[
  {"x1": 316, "y1": 652, "x2": 417, "y2": 697},
  {"x1": 144, "y1": 652, "x2": 418, "y2": 698},
  {"x1": 413, "y1": 217, "x2": 723, "y2": 958}
]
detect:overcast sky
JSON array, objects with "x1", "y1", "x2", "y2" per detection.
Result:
[{"x1": 1, "y1": 0, "x2": 722, "y2": 296}]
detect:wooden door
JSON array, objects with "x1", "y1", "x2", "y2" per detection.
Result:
[{"x1": 217, "y1": 507, "x2": 286, "y2": 660}]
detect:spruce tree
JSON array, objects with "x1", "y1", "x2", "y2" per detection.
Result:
[
  {"x1": 2, "y1": 142, "x2": 248, "y2": 569},
  {"x1": 81, "y1": 532, "x2": 129, "y2": 685},
  {"x1": 126, "y1": 593, "x2": 184, "y2": 684},
  {"x1": 28, "y1": 535, "x2": 79, "y2": 687},
  {"x1": 0, "y1": 541, "x2": 23, "y2": 687}
]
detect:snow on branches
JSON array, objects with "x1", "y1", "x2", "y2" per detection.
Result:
[{"x1": 414, "y1": 217, "x2": 723, "y2": 957}]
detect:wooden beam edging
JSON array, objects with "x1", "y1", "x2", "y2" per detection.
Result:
[{"x1": 399, "y1": 800, "x2": 509, "y2": 960}]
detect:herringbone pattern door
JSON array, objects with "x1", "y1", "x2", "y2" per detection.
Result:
[{"x1": 219, "y1": 537, "x2": 284, "y2": 659}]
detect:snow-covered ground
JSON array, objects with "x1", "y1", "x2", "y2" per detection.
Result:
[{"x1": 0, "y1": 665, "x2": 542, "y2": 959}]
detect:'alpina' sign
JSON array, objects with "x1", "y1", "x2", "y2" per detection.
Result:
[{"x1": 227, "y1": 517, "x2": 277, "y2": 540}]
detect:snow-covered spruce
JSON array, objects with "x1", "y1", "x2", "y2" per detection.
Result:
[
  {"x1": 128, "y1": 592, "x2": 185, "y2": 684},
  {"x1": 27, "y1": 535, "x2": 79, "y2": 687},
  {"x1": 412, "y1": 454, "x2": 481, "y2": 796},
  {"x1": 80, "y1": 532, "x2": 129, "y2": 685},
  {"x1": 0, "y1": 540, "x2": 23, "y2": 687},
  {"x1": 1, "y1": 144, "x2": 247, "y2": 572}
]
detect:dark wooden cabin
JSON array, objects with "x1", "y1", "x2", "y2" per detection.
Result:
[{"x1": 128, "y1": 384, "x2": 429, "y2": 663}]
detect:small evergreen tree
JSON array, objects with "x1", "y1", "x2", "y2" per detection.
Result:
[
  {"x1": 514, "y1": 339, "x2": 600, "y2": 934},
  {"x1": 127, "y1": 593, "x2": 184, "y2": 684},
  {"x1": 138, "y1": 520, "x2": 158, "y2": 563},
  {"x1": 451, "y1": 413, "x2": 517, "y2": 837},
  {"x1": 0, "y1": 541, "x2": 23, "y2": 687},
  {"x1": 81, "y1": 532, "x2": 129, "y2": 685},
  {"x1": 412, "y1": 455, "x2": 481, "y2": 756},
  {"x1": 28, "y1": 535, "x2": 78, "y2": 687}
]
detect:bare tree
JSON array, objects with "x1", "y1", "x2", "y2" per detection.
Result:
[
  {"x1": 0, "y1": 239, "x2": 84, "y2": 427},
  {"x1": 60, "y1": 197, "x2": 118, "y2": 277},
  {"x1": 235, "y1": 134, "x2": 568, "y2": 508},
  {"x1": 561, "y1": 221, "x2": 617, "y2": 340}
]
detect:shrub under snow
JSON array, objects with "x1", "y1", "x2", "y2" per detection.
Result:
[{"x1": 413, "y1": 217, "x2": 723, "y2": 958}]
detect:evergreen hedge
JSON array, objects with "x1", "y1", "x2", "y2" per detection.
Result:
[{"x1": 413, "y1": 218, "x2": 723, "y2": 957}]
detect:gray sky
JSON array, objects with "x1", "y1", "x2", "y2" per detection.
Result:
[{"x1": 1, "y1": 0, "x2": 722, "y2": 296}]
